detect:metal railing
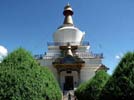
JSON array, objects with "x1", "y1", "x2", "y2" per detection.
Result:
[
  {"x1": 34, "y1": 53, "x2": 61, "y2": 60},
  {"x1": 76, "y1": 52, "x2": 103, "y2": 58},
  {"x1": 91, "y1": 53, "x2": 103, "y2": 58},
  {"x1": 47, "y1": 41, "x2": 90, "y2": 46},
  {"x1": 34, "y1": 54, "x2": 44, "y2": 60},
  {"x1": 34, "y1": 52, "x2": 103, "y2": 60}
]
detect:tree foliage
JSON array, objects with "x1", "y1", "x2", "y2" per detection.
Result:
[
  {"x1": 75, "y1": 70, "x2": 109, "y2": 100},
  {"x1": 99, "y1": 52, "x2": 134, "y2": 100},
  {"x1": 0, "y1": 48, "x2": 62, "y2": 100}
]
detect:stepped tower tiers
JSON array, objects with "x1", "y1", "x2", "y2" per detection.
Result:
[{"x1": 35, "y1": 4, "x2": 108, "y2": 91}]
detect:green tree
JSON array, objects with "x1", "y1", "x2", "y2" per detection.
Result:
[
  {"x1": 75, "y1": 70, "x2": 109, "y2": 100},
  {"x1": 99, "y1": 52, "x2": 134, "y2": 100},
  {"x1": 0, "y1": 48, "x2": 62, "y2": 100}
]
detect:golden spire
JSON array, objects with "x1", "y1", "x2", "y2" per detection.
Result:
[{"x1": 63, "y1": 3, "x2": 74, "y2": 25}]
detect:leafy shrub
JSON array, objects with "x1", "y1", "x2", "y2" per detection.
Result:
[
  {"x1": 0, "y1": 48, "x2": 62, "y2": 100},
  {"x1": 75, "y1": 70, "x2": 109, "y2": 100}
]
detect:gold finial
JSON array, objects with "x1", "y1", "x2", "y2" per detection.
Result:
[
  {"x1": 63, "y1": 4, "x2": 74, "y2": 25},
  {"x1": 66, "y1": 43, "x2": 73, "y2": 56}
]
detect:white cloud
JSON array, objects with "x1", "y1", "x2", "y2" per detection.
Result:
[
  {"x1": 115, "y1": 53, "x2": 123, "y2": 60},
  {"x1": 115, "y1": 55, "x2": 121, "y2": 60},
  {"x1": 0, "y1": 45, "x2": 8, "y2": 62}
]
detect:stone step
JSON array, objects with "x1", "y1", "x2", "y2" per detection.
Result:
[{"x1": 63, "y1": 90, "x2": 77, "y2": 100}]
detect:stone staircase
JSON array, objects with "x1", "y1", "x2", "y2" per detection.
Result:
[{"x1": 63, "y1": 90, "x2": 77, "y2": 100}]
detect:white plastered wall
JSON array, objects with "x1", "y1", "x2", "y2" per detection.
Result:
[
  {"x1": 80, "y1": 66, "x2": 95, "y2": 83},
  {"x1": 39, "y1": 59, "x2": 58, "y2": 81}
]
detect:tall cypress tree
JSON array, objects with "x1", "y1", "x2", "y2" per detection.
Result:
[
  {"x1": 99, "y1": 52, "x2": 134, "y2": 100},
  {"x1": 0, "y1": 48, "x2": 62, "y2": 100},
  {"x1": 75, "y1": 70, "x2": 109, "y2": 100}
]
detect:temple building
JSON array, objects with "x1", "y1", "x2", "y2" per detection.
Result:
[{"x1": 35, "y1": 4, "x2": 108, "y2": 91}]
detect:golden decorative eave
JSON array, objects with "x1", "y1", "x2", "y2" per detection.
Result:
[
  {"x1": 95, "y1": 64, "x2": 109, "y2": 72},
  {"x1": 53, "y1": 63, "x2": 84, "y2": 72}
]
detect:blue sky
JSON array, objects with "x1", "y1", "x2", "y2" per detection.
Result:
[{"x1": 0, "y1": 0, "x2": 134, "y2": 74}]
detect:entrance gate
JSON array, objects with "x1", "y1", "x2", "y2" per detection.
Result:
[{"x1": 64, "y1": 76, "x2": 74, "y2": 90}]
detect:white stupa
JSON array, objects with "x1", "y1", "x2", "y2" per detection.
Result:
[
  {"x1": 36, "y1": 4, "x2": 108, "y2": 91},
  {"x1": 53, "y1": 4, "x2": 85, "y2": 45}
]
